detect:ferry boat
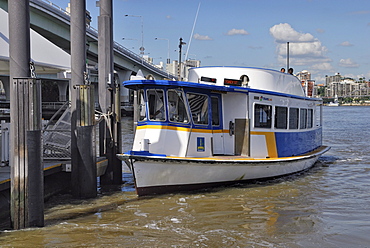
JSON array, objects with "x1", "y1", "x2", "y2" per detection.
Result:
[{"x1": 117, "y1": 66, "x2": 330, "y2": 196}]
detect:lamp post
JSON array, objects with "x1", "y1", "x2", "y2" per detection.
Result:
[
  {"x1": 287, "y1": 41, "x2": 289, "y2": 72},
  {"x1": 155, "y1": 37, "x2": 170, "y2": 78},
  {"x1": 155, "y1": 38, "x2": 170, "y2": 64},
  {"x1": 178, "y1": 38, "x2": 186, "y2": 81},
  {"x1": 122, "y1": 37, "x2": 138, "y2": 52},
  {"x1": 125, "y1": 15, "x2": 144, "y2": 57}
]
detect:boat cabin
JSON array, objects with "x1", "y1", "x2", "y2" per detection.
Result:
[{"x1": 125, "y1": 67, "x2": 323, "y2": 159}]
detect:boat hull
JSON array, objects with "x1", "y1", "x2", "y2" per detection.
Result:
[{"x1": 118, "y1": 146, "x2": 330, "y2": 196}]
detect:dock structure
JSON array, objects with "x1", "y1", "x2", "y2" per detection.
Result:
[
  {"x1": 0, "y1": 158, "x2": 108, "y2": 227},
  {"x1": 5, "y1": 0, "x2": 110, "y2": 229},
  {"x1": 0, "y1": 0, "x2": 178, "y2": 230}
]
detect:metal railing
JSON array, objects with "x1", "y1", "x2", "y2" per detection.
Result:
[{"x1": 42, "y1": 103, "x2": 71, "y2": 160}]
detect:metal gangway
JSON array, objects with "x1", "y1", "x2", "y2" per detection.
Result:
[{"x1": 42, "y1": 101, "x2": 71, "y2": 160}]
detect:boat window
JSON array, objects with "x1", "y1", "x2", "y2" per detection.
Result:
[
  {"x1": 275, "y1": 106, "x2": 287, "y2": 129},
  {"x1": 187, "y1": 93, "x2": 209, "y2": 125},
  {"x1": 300, "y1": 109, "x2": 307, "y2": 129},
  {"x1": 315, "y1": 104, "x2": 322, "y2": 127},
  {"x1": 147, "y1": 89, "x2": 166, "y2": 121},
  {"x1": 254, "y1": 104, "x2": 272, "y2": 128},
  {"x1": 138, "y1": 89, "x2": 146, "y2": 121},
  {"x1": 307, "y1": 109, "x2": 313, "y2": 128},
  {"x1": 289, "y1": 107, "x2": 299, "y2": 129},
  {"x1": 211, "y1": 96, "x2": 220, "y2": 126},
  {"x1": 167, "y1": 89, "x2": 189, "y2": 123}
]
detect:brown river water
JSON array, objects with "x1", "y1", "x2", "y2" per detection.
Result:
[{"x1": 1, "y1": 106, "x2": 370, "y2": 247}]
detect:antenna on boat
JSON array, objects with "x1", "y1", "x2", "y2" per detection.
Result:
[
  {"x1": 185, "y1": 2, "x2": 201, "y2": 61},
  {"x1": 287, "y1": 41, "x2": 290, "y2": 71}
]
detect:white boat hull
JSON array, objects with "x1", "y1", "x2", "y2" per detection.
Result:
[
  {"x1": 327, "y1": 103, "x2": 339, "y2": 106},
  {"x1": 118, "y1": 146, "x2": 330, "y2": 196}
]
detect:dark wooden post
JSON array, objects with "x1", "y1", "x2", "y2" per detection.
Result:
[
  {"x1": 11, "y1": 78, "x2": 43, "y2": 229},
  {"x1": 71, "y1": 85, "x2": 96, "y2": 198}
]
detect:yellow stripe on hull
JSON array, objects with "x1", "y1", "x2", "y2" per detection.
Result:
[
  {"x1": 136, "y1": 125, "x2": 229, "y2": 134},
  {"x1": 250, "y1": 131, "x2": 278, "y2": 158}
]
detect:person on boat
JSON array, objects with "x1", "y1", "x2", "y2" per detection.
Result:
[
  {"x1": 240, "y1": 74, "x2": 250, "y2": 86},
  {"x1": 280, "y1": 68, "x2": 285, "y2": 73},
  {"x1": 288, "y1": 68, "x2": 294, "y2": 75},
  {"x1": 168, "y1": 101, "x2": 177, "y2": 121}
]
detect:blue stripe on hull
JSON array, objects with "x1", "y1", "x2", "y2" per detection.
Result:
[{"x1": 275, "y1": 128, "x2": 322, "y2": 157}]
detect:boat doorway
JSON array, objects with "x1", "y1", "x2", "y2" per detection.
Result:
[
  {"x1": 211, "y1": 95, "x2": 224, "y2": 154},
  {"x1": 221, "y1": 92, "x2": 249, "y2": 155},
  {"x1": 234, "y1": 118, "x2": 250, "y2": 156}
]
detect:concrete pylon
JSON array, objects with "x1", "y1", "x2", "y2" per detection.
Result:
[
  {"x1": 98, "y1": 0, "x2": 122, "y2": 185},
  {"x1": 9, "y1": 0, "x2": 44, "y2": 229},
  {"x1": 70, "y1": 0, "x2": 97, "y2": 198}
]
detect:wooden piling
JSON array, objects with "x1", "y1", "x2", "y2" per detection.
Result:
[
  {"x1": 71, "y1": 85, "x2": 96, "y2": 198},
  {"x1": 10, "y1": 78, "x2": 43, "y2": 229}
]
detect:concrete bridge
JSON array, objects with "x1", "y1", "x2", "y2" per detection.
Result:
[{"x1": 0, "y1": 0, "x2": 176, "y2": 105}]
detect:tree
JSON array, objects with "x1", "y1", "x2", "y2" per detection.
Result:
[{"x1": 317, "y1": 86, "x2": 326, "y2": 97}]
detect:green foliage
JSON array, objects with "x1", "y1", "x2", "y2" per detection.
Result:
[{"x1": 317, "y1": 87, "x2": 326, "y2": 97}]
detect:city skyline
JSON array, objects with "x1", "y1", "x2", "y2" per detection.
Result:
[{"x1": 52, "y1": 0, "x2": 370, "y2": 84}]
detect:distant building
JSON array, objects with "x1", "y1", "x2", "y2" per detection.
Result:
[
  {"x1": 325, "y1": 73, "x2": 370, "y2": 97},
  {"x1": 166, "y1": 59, "x2": 201, "y2": 80},
  {"x1": 325, "y1": 73, "x2": 341, "y2": 87},
  {"x1": 296, "y1": 70, "x2": 316, "y2": 97},
  {"x1": 166, "y1": 60, "x2": 179, "y2": 79},
  {"x1": 185, "y1": 59, "x2": 201, "y2": 68},
  {"x1": 296, "y1": 70, "x2": 311, "y2": 82}
]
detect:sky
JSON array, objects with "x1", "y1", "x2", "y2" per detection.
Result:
[{"x1": 51, "y1": 0, "x2": 370, "y2": 84}]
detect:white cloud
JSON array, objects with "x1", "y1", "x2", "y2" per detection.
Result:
[
  {"x1": 339, "y1": 41, "x2": 353, "y2": 47},
  {"x1": 276, "y1": 42, "x2": 327, "y2": 57},
  {"x1": 366, "y1": 71, "x2": 370, "y2": 79},
  {"x1": 226, "y1": 28, "x2": 249, "y2": 36},
  {"x1": 269, "y1": 23, "x2": 315, "y2": 43},
  {"x1": 310, "y1": 62, "x2": 334, "y2": 71},
  {"x1": 338, "y1": 58, "x2": 359, "y2": 68},
  {"x1": 193, "y1": 33, "x2": 212, "y2": 40},
  {"x1": 270, "y1": 23, "x2": 330, "y2": 69},
  {"x1": 313, "y1": 75, "x2": 328, "y2": 84}
]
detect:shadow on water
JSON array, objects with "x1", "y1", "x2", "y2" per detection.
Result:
[
  {"x1": 43, "y1": 173, "x2": 138, "y2": 227},
  {"x1": 0, "y1": 172, "x2": 137, "y2": 231}
]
